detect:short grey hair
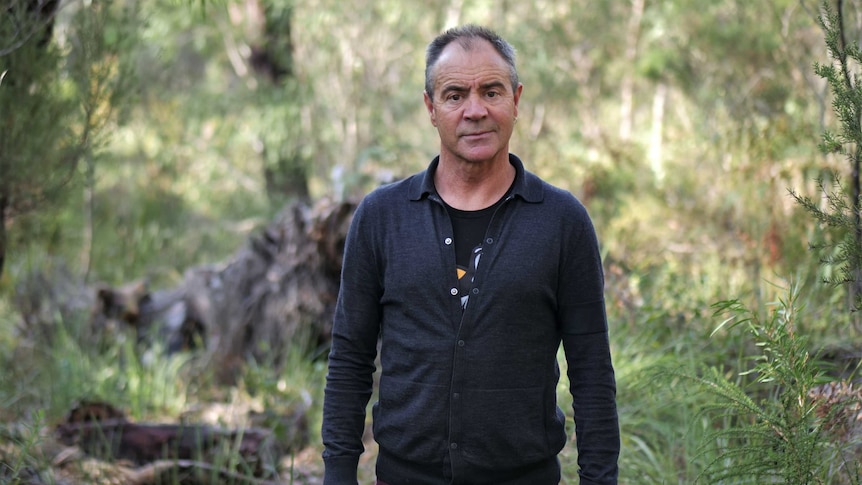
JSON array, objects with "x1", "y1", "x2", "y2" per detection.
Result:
[{"x1": 424, "y1": 24, "x2": 519, "y2": 102}]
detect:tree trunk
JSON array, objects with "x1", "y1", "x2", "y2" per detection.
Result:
[
  {"x1": 443, "y1": 0, "x2": 464, "y2": 28},
  {"x1": 133, "y1": 198, "x2": 353, "y2": 383},
  {"x1": 81, "y1": 154, "x2": 95, "y2": 282},
  {"x1": 648, "y1": 82, "x2": 667, "y2": 181},
  {"x1": 853, "y1": 145, "x2": 861, "y2": 329},
  {"x1": 619, "y1": 0, "x2": 645, "y2": 141},
  {"x1": 836, "y1": 0, "x2": 862, "y2": 323},
  {"x1": 264, "y1": 155, "x2": 310, "y2": 204},
  {"x1": 0, "y1": 194, "x2": 6, "y2": 280},
  {"x1": 248, "y1": 0, "x2": 310, "y2": 204}
]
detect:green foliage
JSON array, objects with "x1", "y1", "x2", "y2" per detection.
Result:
[
  {"x1": 3, "y1": 0, "x2": 862, "y2": 482},
  {"x1": 0, "y1": 1, "x2": 139, "y2": 280},
  {"x1": 240, "y1": 353, "x2": 327, "y2": 449},
  {"x1": 815, "y1": 2, "x2": 862, "y2": 156},
  {"x1": 792, "y1": 176, "x2": 862, "y2": 308},
  {"x1": 789, "y1": 1, "x2": 862, "y2": 314},
  {"x1": 0, "y1": 410, "x2": 47, "y2": 483},
  {"x1": 0, "y1": 311, "x2": 190, "y2": 422},
  {"x1": 670, "y1": 284, "x2": 858, "y2": 484},
  {"x1": 614, "y1": 370, "x2": 713, "y2": 483}
]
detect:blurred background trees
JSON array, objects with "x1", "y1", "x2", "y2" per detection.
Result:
[
  {"x1": 2, "y1": 0, "x2": 842, "y2": 297},
  {"x1": 0, "y1": 0, "x2": 137, "y2": 279},
  {"x1": 3, "y1": 0, "x2": 862, "y2": 482}
]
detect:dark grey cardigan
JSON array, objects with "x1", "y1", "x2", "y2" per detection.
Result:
[{"x1": 322, "y1": 154, "x2": 619, "y2": 484}]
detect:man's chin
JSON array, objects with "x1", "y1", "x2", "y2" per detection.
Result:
[{"x1": 459, "y1": 151, "x2": 505, "y2": 165}]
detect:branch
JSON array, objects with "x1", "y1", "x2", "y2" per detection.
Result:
[
  {"x1": 0, "y1": 0, "x2": 64, "y2": 57},
  {"x1": 836, "y1": 0, "x2": 853, "y2": 88}
]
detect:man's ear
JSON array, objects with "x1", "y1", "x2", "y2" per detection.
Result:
[
  {"x1": 513, "y1": 83, "x2": 523, "y2": 119},
  {"x1": 423, "y1": 91, "x2": 437, "y2": 127}
]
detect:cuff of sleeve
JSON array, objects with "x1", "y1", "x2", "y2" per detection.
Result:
[
  {"x1": 579, "y1": 477, "x2": 617, "y2": 485},
  {"x1": 323, "y1": 455, "x2": 361, "y2": 485}
]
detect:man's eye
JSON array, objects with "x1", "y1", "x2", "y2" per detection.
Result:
[
  {"x1": 449, "y1": 94, "x2": 462, "y2": 101},
  {"x1": 487, "y1": 91, "x2": 498, "y2": 98}
]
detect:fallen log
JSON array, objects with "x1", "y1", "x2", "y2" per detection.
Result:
[{"x1": 55, "y1": 401, "x2": 282, "y2": 480}]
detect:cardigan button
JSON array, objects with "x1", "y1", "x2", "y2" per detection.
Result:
[
  {"x1": 444, "y1": 237, "x2": 453, "y2": 245},
  {"x1": 450, "y1": 442, "x2": 458, "y2": 450},
  {"x1": 450, "y1": 287, "x2": 458, "y2": 296}
]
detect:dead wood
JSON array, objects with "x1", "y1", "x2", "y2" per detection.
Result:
[
  {"x1": 13, "y1": 198, "x2": 357, "y2": 382},
  {"x1": 55, "y1": 401, "x2": 282, "y2": 480},
  {"x1": 140, "y1": 197, "x2": 355, "y2": 382}
]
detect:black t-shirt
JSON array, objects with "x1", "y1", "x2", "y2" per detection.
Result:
[{"x1": 445, "y1": 196, "x2": 506, "y2": 309}]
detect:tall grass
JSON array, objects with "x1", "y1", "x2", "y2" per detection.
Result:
[{"x1": 1, "y1": 311, "x2": 191, "y2": 422}]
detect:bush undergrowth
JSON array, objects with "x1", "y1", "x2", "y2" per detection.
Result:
[{"x1": 665, "y1": 282, "x2": 860, "y2": 484}]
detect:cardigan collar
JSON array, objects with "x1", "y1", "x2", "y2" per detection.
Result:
[{"x1": 407, "y1": 153, "x2": 544, "y2": 203}]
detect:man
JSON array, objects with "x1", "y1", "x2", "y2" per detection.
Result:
[{"x1": 322, "y1": 24, "x2": 619, "y2": 484}]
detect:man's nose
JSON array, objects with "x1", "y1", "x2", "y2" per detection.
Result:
[{"x1": 463, "y1": 94, "x2": 488, "y2": 119}]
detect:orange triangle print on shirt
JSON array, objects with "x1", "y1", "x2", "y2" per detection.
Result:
[{"x1": 456, "y1": 267, "x2": 466, "y2": 280}]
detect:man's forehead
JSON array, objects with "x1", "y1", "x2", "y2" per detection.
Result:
[
  {"x1": 432, "y1": 41, "x2": 509, "y2": 88},
  {"x1": 437, "y1": 37, "x2": 500, "y2": 63}
]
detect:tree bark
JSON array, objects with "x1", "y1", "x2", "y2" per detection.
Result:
[
  {"x1": 125, "y1": 198, "x2": 356, "y2": 383},
  {"x1": 13, "y1": 198, "x2": 356, "y2": 377},
  {"x1": 246, "y1": 0, "x2": 310, "y2": 203},
  {"x1": 0, "y1": 194, "x2": 6, "y2": 280},
  {"x1": 648, "y1": 82, "x2": 667, "y2": 181},
  {"x1": 619, "y1": 0, "x2": 645, "y2": 141},
  {"x1": 836, "y1": 0, "x2": 862, "y2": 321},
  {"x1": 55, "y1": 400, "x2": 283, "y2": 480},
  {"x1": 81, "y1": 154, "x2": 95, "y2": 282}
]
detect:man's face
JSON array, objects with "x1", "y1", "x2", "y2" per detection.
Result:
[{"x1": 424, "y1": 39, "x2": 522, "y2": 166}]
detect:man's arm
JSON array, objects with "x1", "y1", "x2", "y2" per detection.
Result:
[
  {"x1": 556, "y1": 204, "x2": 619, "y2": 484},
  {"x1": 563, "y1": 328, "x2": 619, "y2": 485},
  {"x1": 321, "y1": 201, "x2": 382, "y2": 484}
]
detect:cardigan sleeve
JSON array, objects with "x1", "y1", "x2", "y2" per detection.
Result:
[
  {"x1": 562, "y1": 330, "x2": 619, "y2": 485},
  {"x1": 321, "y1": 199, "x2": 383, "y2": 485},
  {"x1": 558, "y1": 205, "x2": 620, "y2": 484}
]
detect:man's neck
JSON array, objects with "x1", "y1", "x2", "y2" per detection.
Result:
[{"x1": 434, "y1": 154, "x2": 515, "y2": 211}]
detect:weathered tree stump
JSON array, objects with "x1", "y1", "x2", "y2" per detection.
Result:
[
  {"x1": 150, "y1": 197, "x2": 354, "y2": 382},
  {"x1": 14, "y1": 197, "x2": 357, "y2": 383}
]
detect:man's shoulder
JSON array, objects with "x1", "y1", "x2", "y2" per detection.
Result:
[
  {"x1": 522, "y1": 171, "x2": 585, "y2": 210},
  {"x1": 511, "y1": 155, "x2": 582, "y2": 211},
  {"x1": 513, "y1": 171, "x2": 593, "y2": 236},
  {"x1": 543, "y1": 181, "x2": 584, "y2": 207},
  {"x1": 354, "y1": 170, "x2": 427, "y2": 219}
]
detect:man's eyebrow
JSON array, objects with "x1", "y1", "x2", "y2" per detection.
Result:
[
  {"x1": 480, "y1": 80, "x2": 506, "y2": 91},
  {"x1": 440, "y1": 80, "x2": 507, "y2": 95},
  {"x1": 441, "y1": 84, "x2": 468, "y2": 95}
]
